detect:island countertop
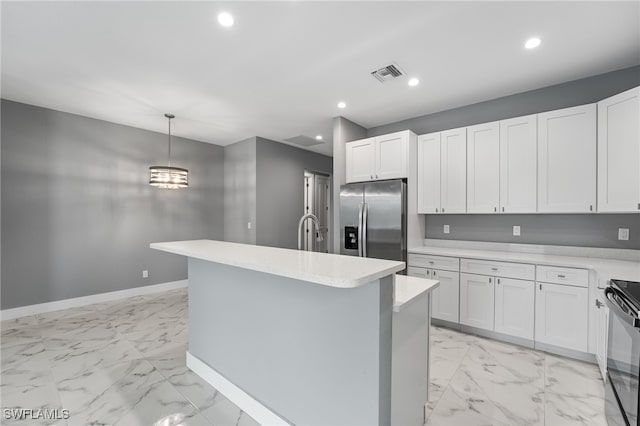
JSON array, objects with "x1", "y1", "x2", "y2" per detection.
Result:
[{"x1": 151, "y1": 239, "x2": 405, "y2": 288}]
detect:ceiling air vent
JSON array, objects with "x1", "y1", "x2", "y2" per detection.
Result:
[{"x1": 371, "y1": 63, "x2": 404, "y2": 83}]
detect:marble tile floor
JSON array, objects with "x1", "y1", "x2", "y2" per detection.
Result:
[
  {"x1": 427, "y1": 326, "x2": 607, "y2": 426},
  {"x1": 2, "y1": 288, "x2": 607, "y2": 426},
  {"x1": 1, "y1": 288, "x2": 258, "y2": 426}
]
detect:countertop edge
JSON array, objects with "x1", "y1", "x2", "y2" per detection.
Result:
[{"x1": 393, "y1": 275, "x2": 439, "y2": 313}]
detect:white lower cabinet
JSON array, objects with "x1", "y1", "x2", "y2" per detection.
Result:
[
  {"x1": 460, "y1": 273, "x2": 494, "y2": 331},
  {"x1": 408, "y1": 266, "x2": 460, "y2": 323},
  {"x1": 494, "y1": 277, "x2": 535, "y2": 340},
  {"x1": 535, "y1": 282, "x2": 588, "y2": 352},
  {"x1": 595, "y1": 295, "x2": 609, "y2": 380}
]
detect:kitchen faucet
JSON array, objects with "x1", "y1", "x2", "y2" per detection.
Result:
[{"x1": 297, "y1": 213, "x2": 324, "y2": 250}]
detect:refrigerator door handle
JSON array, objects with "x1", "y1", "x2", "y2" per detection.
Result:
[
  {"x1": 357, "y1": 203, "x2": 364, "y2": 257},
  {"x1": 362, "y1": 203, "x2": 368, "y2": 258}
]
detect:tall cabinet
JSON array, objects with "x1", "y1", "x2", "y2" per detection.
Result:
[{"x1": 597, "y1": 86, "x2": 640, "y2": 212}]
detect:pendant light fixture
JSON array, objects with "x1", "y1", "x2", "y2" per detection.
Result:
[{"x1": 149, "y1": 113, "x2": 188, "y2": 189}]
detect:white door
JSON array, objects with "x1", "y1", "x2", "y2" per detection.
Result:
[
  {"x1": 460, "y1": 273, "x2": 494, "y2": 331},
  {"x1": 467, "y1": 122, "x2": 500, "y2": 213},
  {"x1": 494, "y1": 277, "x2": 535, "y2": 340},
  {"x1": 499, "y1": 115, "x2": 537, "y2": 213},
  {"x1": 537, "y1": 104, "x2": 597, "y2": 213},
  {"x1": 375, "y1": 131, "x2": 408, "y2": 180},
  {"x1": 598, "y1": 87, "x2": 640, "y2": 212},
  {"x1": 417, "y1": 133, "x2": 442, "y2": 214},
  {"x1": 440, "y1": 128, "x2": 467, "y2": 213},
  {"x1": 345, "y1": 138, "x2": 375, "y2": 183},
  {"x1": 595, "y1": 297, "x2": 609, "y2": 380},
  {"x1": 431, "y1": 269, "x2": 460, "y2": 323},
  {"x1": 535, "y1": 282, "x2": 588, "y2": 352}
]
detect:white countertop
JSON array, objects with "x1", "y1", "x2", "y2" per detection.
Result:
[
  {"x1": 393, "y1": 275, "x2": 439, "y2": 313},
  {"x1": 409, "y1": 245, "x2": 640, "y2": 284},
  {"x1": 151, "y1": 240, "x2": 405, "y2": 289}
]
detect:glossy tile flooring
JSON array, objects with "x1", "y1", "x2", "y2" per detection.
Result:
[
  {"x1": 427, "y1": 326, "x2": 607, "y2": 426},
  {"x1": 2, "y1": 287, "x2": 606, "y2": 426},
  {"x1": 1, "y1": 288, "x2": 257, "y2": 426}
]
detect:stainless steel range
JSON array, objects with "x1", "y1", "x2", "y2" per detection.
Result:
[{"x1": 605, "y1": 279, "x2": 640, "y2": 426}]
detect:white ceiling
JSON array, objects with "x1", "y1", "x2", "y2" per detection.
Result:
[{"x1": 2, "y1": 1, "x2": 639, "y2": 156}]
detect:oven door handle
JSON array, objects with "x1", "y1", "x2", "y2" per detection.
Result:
[{"x1": 605, "y1": 288, "x2": 640, "y2": 329}]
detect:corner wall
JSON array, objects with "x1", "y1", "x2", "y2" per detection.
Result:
[{"x1": 223, "y1": 137, "x2": 257, "y2": 245}]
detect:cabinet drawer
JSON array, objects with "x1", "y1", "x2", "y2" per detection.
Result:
[
  {"x1": 408, "y1": 254, "x2": 459, "y2": 272},
  {"x1": 536, "y1": 265, "x2": 588, "y2": 288},
  {"x1": 460, "y1": 258, "x2": 535, "y2": 281},
  {"x1": 407, "y1": 266, "x2": 430, "y2": 278}
]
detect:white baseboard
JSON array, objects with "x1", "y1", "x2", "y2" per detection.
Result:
[
  {"x1": 0, "y1": 280, "x2": 188, "y2": 321},
  {"x1": 186, "y1": 351, "x2": 290, "y2": 426}
]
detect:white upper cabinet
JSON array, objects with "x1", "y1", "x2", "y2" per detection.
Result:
[
  {"x1": 499, "y1": 115, "x2": 538, "y2": 213},
  {"x1": 467, "y1": 122, "x2": 500, "y2": 213},
  {"x1": 417, "y1": 133, "x2": 442, "y2": 213},
  {"x1": 537, "y1": 104, "x2": 597, "y2": 213},
  {"x1": 440, "y1": 128, "x2": 467, "y2": 213},
  {"x1": 597, "y1": 86, "x2": 640, "y2": 213},
  {"x1": 346, "y1": 138, "x2": 375, "y2": 183},
  {"x1": 345, "y1": 131, "x2": 409, "y2": 183},
  {"x1": 375, "y1": 131, "x2": 409, "y2": 180}
]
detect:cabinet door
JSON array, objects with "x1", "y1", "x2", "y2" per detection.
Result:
[
  {"x1": 494, "y1": 278, "x2": 534, "y2": 340},
  {"x1": 598, "y1": 87, "x2": 640, "y2": 212},
  {"x1": 499, "y1": 115, "x2": 537, "y2": 213},
  {"x1": 431, "y1": 269, "x2": 460, "y2": 323},
  {"x1": 595, "y1": 297, "x2": 609, "y2": 380},
  {"x1": 375, "y1": 131, "x2": 408, "y2": 180},
  {"x1": 538, "y1": 104, "x2": 597, "y2": 213},
  {"x1": 535, "y1": 282, "x2": 588, "y2": 352},
  {"x1": 407, "y1": 266, "x2": 430, "y2": 279},
  {"x1": 460, "y1": 273, "x2": 494, "y2": 331},
  {"x1": 345, "y1": 138, "x2": 375, "y2": 183},
  {"x1": 417, "y1": 133, "x2": 442, "y2": 213},
  {"x1": 441, "y1": 128, "x2": 467, "y2": 213},
  {"x1": 467, "y1": 122, "x2": 500, "y2": 213}
]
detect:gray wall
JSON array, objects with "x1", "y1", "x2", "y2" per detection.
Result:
[
  {"x1": 426, "y1": 214, "x2": 639, "y2": 249},
  {"x1": 256, "y1": 137, "x2": 332, "y2": 249},
  {"x1": 332, "y1": 117, "x2": 367, "y2": 253},
  {"x1": 1, "y1": 100, "x2": 225, "y2": 309},
  {"x1": 223, "y1": 137, "x2": 257, "y2": 245},
  {"x1": 366, "y1": 65, "x2": 640, "y2": 249},
  {"x1": 368, "y1": 65, "x2": 640, "y2": 137}
]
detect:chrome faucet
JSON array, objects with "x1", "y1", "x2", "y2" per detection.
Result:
[{"x1": 297, "y1": 213, "x2": 324, "y2": 250}]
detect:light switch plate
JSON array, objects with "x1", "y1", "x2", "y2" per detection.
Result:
[
  {"x1": 513, "y1": 226, "x2": 521, "y2": 236},
  {"x1": 443, "y1": 225, "x2": 450, "y2": 234},
  {"x1": 142, "y1": 270, "x2": 149, "y2": 278},
  {"x1": 618, "y1": 228, "x2": 630, "y2": 241},
  {"x1": 247, "y1": 222, "x2": 252, "y2": 229}
]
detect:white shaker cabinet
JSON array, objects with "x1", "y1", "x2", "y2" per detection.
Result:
[
  {"x1": 467, "y1": 122, "x2": 500, "y2": 213},
  {"x1": 345, "y1": 131, "x2": 410, "y2": 183},
  {"x1": 537, "y1": 104, "x2": 597, "y2": 213},
  {"x1": 460, "y1": 273, "x2": 494, "y2": 331},
  {"x1": 595, "y1": 295, "x2": 609, "y2": 380},
  {"x1": 597, "y1": 86, "x2": 640, "y2": 212},
  {"x1": 430, "y1": 269, "x2": 460, "y2": 323},
  {"x1": 499, "y1": 115, "x2": 538, "y2": 213},
  {"x1": 535, "y1": 281, "x2": 588, "y2": 352},
  {"x1": 345, "y1": 138, "x2": 375, "y2": 183},
  {"x1": 417, "y1": 132, "x2": 442, "y2": 213},
  {"x1": 494, "y1": 277, "x2": 535, "y2": 340},
  {"x1": 440, "y1": 128, "x2": 467, "y2": 213}
]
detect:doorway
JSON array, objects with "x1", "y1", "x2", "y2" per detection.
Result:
[{"x1": 303, "y1": 171, "x2": 331, "y2": 252}]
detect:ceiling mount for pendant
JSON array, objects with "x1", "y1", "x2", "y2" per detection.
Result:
[{"x1": 149, "y1": 113, "x2": 189, "y2": 189}]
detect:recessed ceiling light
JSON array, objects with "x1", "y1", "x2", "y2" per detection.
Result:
[
  {"x1": 408, "y1": 78, "x2": 420, "y2": 87},
  {"x1": 218, "y1": 12, "x2": 234, "y2": 27},
  {"x1": 525, "y1": 37, "x2": 541, "y2": 49},
  {"x1": 337, "y1": 102, "x2": 346, "y2": 109},
  {"x1": 315, "y1": 135, "x2": 323, "y2": 140}
]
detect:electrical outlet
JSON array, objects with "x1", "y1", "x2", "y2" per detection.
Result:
[
  {"x1": 247, "y1": 222, "x2": 252, "y2": 229},
  {"x1": 618, "y1": 228, "x2": 630, "y2": 241},
  {"x1": 513, "y1": 226, "x2": 521, "y2": 236},
  {"x1": 142, "y1": 270, "x2": 149, "y2": 278},
  {"x1": 443, "y1": 224, "x2": 450, "y2": 234}
]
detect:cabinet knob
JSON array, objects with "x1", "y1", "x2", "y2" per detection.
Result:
[
  {"x1": 494, "y1": 207, "x2": 497, "y2": 212},
  {"x1": 596, "y1": 299, "x2": 603, "y2": 309},
  {"x1": 442, "y1": 208, "x2": 445, "y2": 213},
  {"x1": 376, "y1": 174, "x2": 379, "y2": 179},
  {"x1": 497, "y1": 278, "x2": 500, "y2": 285},
  {"x1": 502, "y1": 207, "x2": 505, "y2": 212},
  {"x1": 590, "y1": 205, "x2": 593, "y2": 212},
  {"x1": 489, "y1": 278, "x2": 492, "y2": 283},
  {"x1": 370, "y1": 175, "x2": 373, "y2": 179},
  {"x1": 435, "y1": 208, "x2": 439, "y2": 213}
]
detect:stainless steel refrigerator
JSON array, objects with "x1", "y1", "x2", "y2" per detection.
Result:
[{"x1": 340, "y1": 179, "x2": 407, "y2": 265}]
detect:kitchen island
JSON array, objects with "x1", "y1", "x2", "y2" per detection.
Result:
[{"x1": 151, "y1": 240, "x2": 437, "y2": 426}]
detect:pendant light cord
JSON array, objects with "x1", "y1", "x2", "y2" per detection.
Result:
[{"x1": 167, "y1": 116, "x2": 172, "y2": 168}]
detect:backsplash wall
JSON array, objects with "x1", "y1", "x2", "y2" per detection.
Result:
[{"x1": 425, "y1": 214, "x2": 639, "y2": 250}]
